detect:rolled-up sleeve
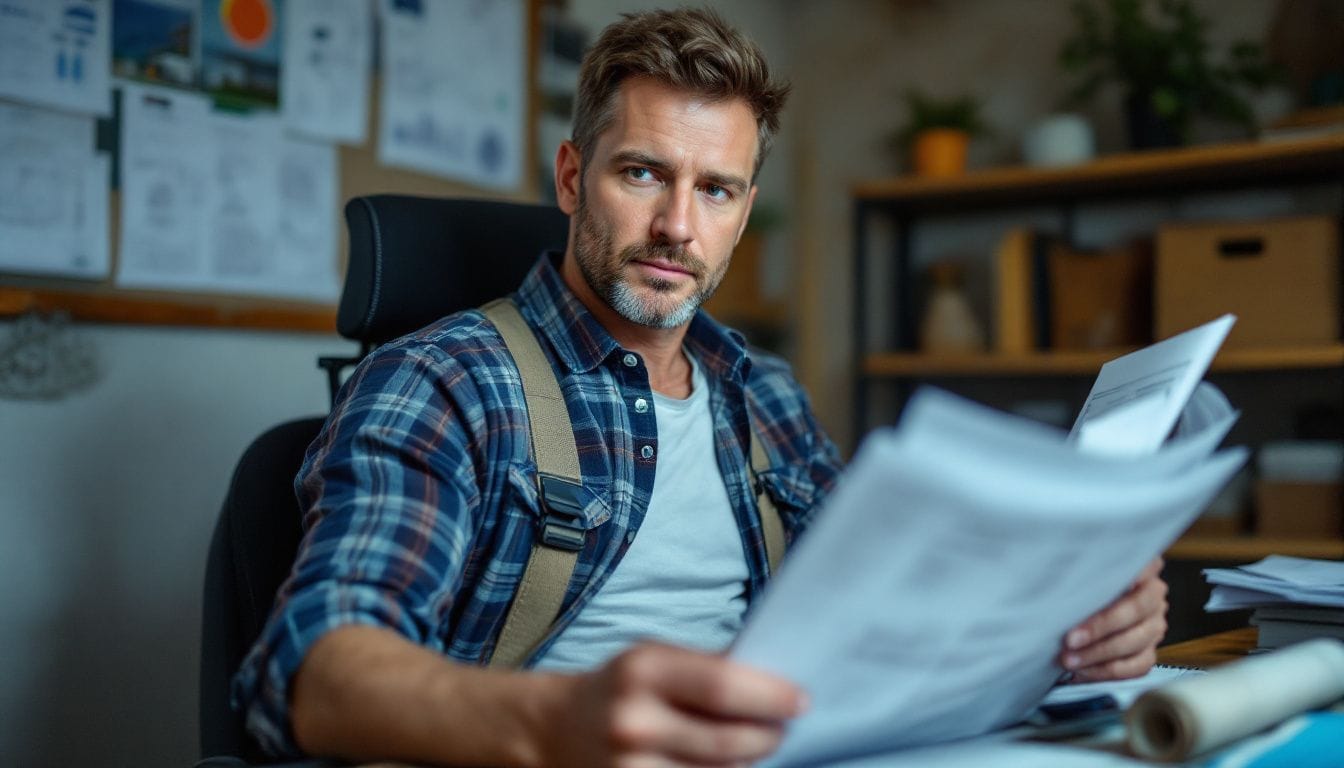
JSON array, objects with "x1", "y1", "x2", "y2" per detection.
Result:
[{"x1": 230, "y1": 342, "x2": 485, "y2": 757}]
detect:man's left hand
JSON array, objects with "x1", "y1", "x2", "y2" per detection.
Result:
[{"x1": 1060, "y1": 557, "x2": 1169, "y2": 682}]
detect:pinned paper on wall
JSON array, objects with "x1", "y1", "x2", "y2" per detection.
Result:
[
  {"x1": 0, "y1": 101, "x2": 110, "y2": 279},
  {"x1": 116, "y1": 82, "x2": 340, "y2": 301},
  {"x1": 200, "y1": 0, "x2": 282, "y2": 109},
  {"x1": 378, "y1": 0, "x2": 525, "y2": 190},
  {"x1": 0, "y1": 0, "x2": 113, "y2": 116},
  {"x1": 281, "y1": 0, "x2": 372, "y2": 144},
  {"x1": 111, "y1": 0, "x2": 197, "y2": 88}
]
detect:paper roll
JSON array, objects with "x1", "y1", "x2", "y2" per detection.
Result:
[{"x1": 1126, "y1": 638, "x2": 1344, "y2": 761}]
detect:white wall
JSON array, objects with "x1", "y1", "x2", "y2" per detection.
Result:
[{"x1": 0, "y1": 323, "x2": 349, "y2": 765}]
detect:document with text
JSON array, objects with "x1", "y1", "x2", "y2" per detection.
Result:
[{"x1": 732, "y1": 385, "x2": 1246, "y2": 767}]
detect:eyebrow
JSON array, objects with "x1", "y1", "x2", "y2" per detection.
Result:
[{"x1": 610, "y1": 149, "x2": 750, "y2": 197}]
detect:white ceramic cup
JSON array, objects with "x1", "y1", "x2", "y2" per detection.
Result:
[{"x1": 1022, "y1": 113, "x2": 1096, "y2": 168}]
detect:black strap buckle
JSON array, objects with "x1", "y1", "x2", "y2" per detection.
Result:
[{"x1": 538, "y1": 474, "x2": 586, "y2": 551}]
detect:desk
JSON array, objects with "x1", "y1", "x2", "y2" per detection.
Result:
[
  {"x1": 1156, "y1": 626, "x2": 1256, "y2": 668},
  {"x1": 359, "y1": 629, "x2": 1265, "y2": 767}
]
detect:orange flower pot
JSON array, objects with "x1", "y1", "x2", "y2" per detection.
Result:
[{"x1": 911, "y1": 128, "x2": 970, "y2": 177}]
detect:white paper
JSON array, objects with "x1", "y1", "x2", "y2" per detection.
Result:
[
  {"x1": 272, "y1": 135, "x2": 341, "y2": 301},
  {"x1": 0, "y1": 102, "x2": 109, "y2": 278},
  {"x1": 116, "y1": 82, "x2": 213, "y2": 287},
  {"x1": 378, "y1": 0, "x2": 525, "y2": 189},
  {"x1": 1042, "y1": 665, "x2": 1203, "y2": 709},
  {"x1": 201, "y1": 110, "x2": 284, "y2": 292},
  {"x1": 1240, "y1": 556, "x2": 1344, "y2": 587},
  {"x1": 1070, "y1": 315, "x2": 1235, "y2": 454},
  {"x1": 0, "y1": 0, "x2": 112, "y2": 116},
  {"x1": 116, "y1": 82, "x2": 341, "y2": 301},
  {"x1": 1206, "y1": 557, "x2": 1344, "y2": 611},
  {"x1": 281, "y1": 0, "x2": 372, "y2": 144},
  {"x1": 732, "y1": 388, "x2": 1247, "y2": 767},
  {"x1": 819, "y1": 738, "x2": 1147, "y2": 767}
]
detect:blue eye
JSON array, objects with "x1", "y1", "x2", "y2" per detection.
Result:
[
  {"x1": 626, "y1": 167, "x2": 654, "y2": 182},
  {"x1": 704, "y1": 184, "x2": 728, "y2": 200}
]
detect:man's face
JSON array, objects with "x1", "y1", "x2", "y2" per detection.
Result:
[{"x1": 556, "y1": 77, "x2": 759, "y2": 329}]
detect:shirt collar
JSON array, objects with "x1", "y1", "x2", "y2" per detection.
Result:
[{"x1": 514, "y1": 252, "x2": 752, "y2": 384}]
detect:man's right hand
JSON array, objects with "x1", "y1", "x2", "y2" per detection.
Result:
[
  {"x1": 540, "y1": 642, "x2": 807, "y2": 768},
  {"x1": 291, "y1": 627, "x2": 804, "y2": 768}
]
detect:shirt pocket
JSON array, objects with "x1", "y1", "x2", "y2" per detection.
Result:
[{"x1": 754, "y1": 463, "x2": 822, "y2": 531}]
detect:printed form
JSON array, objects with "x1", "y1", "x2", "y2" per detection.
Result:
[{"x1": 731, "y1": 322, "x2": 1245, "y2": 767}]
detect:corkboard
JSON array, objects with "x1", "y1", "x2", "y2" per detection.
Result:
[{"x1": 0, "y1": 1, "x2": 541, "y2": 334}]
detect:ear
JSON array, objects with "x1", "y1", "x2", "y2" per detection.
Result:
[
  {"x1": 555, "y1": 140, "x2": 582, "y2": 215},
  {"x1": 734, "y1": 185, "x2": 759, "y2": 245}
]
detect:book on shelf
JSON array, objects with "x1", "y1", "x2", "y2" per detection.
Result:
[{"x1": 992, "y1": 227, "x2": 1054, "y2": 352}]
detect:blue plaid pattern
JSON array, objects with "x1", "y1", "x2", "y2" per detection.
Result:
[{"x1": 232, "y1": 252, "x2": 844, "y2": 756}]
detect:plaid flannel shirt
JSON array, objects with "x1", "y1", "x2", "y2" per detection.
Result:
[{"x1": 232, "y1": 252, "x2": 844, "y2": 756}]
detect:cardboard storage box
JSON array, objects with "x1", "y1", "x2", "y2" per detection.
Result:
[
  {"x1": 1255, "y1": 481, "x2": 1343, "y2": 537},
  {"x1": 1155, "y1": 215, "x2": 1340, "y2": 348},
  {"x1": 1254, "y1": 441, "x2": 1344, "y2": 538},
  {"x1": 1049, "y1": 239, "x2": 1152, "y2": 350}
]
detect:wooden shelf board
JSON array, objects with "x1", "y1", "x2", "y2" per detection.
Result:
[
  {"x1": 852, "y1": 135, "x2": 1344, "y2": 212},
  {"x1": 1166, "y1": 535, "x2": 1344, "y2": 561},
  {"x1": 0, "y1": 285, "x2": 337, "y2": 334},
  {"x1": 862, "y1": 344, "x2": 1344, "y2": 378},
  {"x1": 1166, "y1": 538, "x2": 1344, "y2": 562}
]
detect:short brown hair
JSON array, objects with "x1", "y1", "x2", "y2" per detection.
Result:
[{"x1": 572, "y1": 7, "x2": 790, "y2": 179}]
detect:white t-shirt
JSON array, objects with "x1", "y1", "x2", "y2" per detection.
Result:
[{"x1": 532, "y1": 353, "x2": 750, "y2": 672}]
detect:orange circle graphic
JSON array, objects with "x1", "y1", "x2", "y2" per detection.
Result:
[{"x1": 220, "y1": 0, "x2": 274, "y2": 50}]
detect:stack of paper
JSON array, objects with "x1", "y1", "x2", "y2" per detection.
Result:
[
  {"x1": 1206, "y1": 557, "x2": 1344, "y2": 650},
  {"x1": 732, "y1": 386, "x2": 1246, "y2": 766},
  {"x1": 726, "y1": 315, "x2": 1247, "y2": 766},
  {"x1": 1205, "y1": 556, "x2": 1344, "y2": 611}
]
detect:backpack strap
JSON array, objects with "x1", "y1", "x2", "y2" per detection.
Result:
[
  {"x1": 749, "y1": 426, "x2": 786, "y2": 575},
  {"x1": 481, "y1": 298, "x2": 585, "y2": 668}
]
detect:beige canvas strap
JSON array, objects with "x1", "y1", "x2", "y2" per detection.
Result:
[
  {"x1": 750, "y1": 427, "x2": 787, "y2": 575},
  {"x1": 481, "y1": 299, "x2": 584, "y2": 668},
  {"x1": 482, "y1": 296, "x2": 789, "y2": 664}
]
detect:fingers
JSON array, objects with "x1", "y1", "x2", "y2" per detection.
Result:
[
  {"x1": 606, "y1": 693, "x2": 786, "y2": 765},
  {"x1": 1067, "y1": 570, "x2": 1168, "y2": 651},
  {"x1": 1060, "y1": 568, "x2": 1169, "y2": 682},
  {"x1": 1063, "y1": 609, "x2": 1167, "y2": 680},
  {"x1": 619, "y1": 643, "x2": 806, "y2": 722},
  {"x1": 599, "y1": 643, "x2": 805, "y2": 765},
  {"x1": 1134, "y1": 557, "x2": 1164, "y2": 587}
]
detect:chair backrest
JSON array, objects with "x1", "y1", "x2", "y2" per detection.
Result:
[
  {"x1": 200, "y1": 417, "x2": 325, "y2": 764},
  {"x1": 339, "y1": 194, "x2": 572, "y2": 348},
  {"x1": 199, "y1": 196, "x2": 570, "y2": 763}
]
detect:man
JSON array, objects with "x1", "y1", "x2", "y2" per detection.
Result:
[{"x1": 235, "y1": 8, "x2": 1168, "y2": 767}]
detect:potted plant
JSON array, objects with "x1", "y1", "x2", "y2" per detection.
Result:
[
  {"x1": 891, "y1": 88, "x2": 989, "y2": 177},
  {"x1": 1059, "y1": 0, "x2": 1279, "y2": 149}
]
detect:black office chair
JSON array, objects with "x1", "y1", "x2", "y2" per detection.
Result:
[{"x1": 197, "y1": 196, "x2": 571, "y2": 767}]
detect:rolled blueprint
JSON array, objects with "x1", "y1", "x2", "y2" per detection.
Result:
[{"x1": 1126, "y1": 638, "x2": 1344, "y2": 762}]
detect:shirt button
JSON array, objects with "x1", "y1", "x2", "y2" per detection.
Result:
[
  {"x1": 640, "y1": 445, "x2": 654, "y2": 459},
  {"x1": 622, "y1": 353, "x2": 638, "y2": 368},
  {"x1": 634, "y1": 398, "x2": 649, "y2": 414}
]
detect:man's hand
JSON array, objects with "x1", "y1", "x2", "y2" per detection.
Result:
[
  {"x1": 541, "y1": 642, "x2": 806, "y2": 768},
  {"x1": 1060, "y1": 557, "x2": 1169, "y2": 682}
]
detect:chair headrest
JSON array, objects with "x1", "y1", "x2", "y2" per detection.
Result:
[{"x1": 339, "y1": 195, "x2": 571, "y2": 346}]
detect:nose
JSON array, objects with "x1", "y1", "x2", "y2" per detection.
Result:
[{"x1": 650, "y1": 185, "x2": 695, "y2": 247}]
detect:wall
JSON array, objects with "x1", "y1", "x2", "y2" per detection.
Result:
[
  {"x1": 0, "y1": 325, "x2": 348, "y2": 765},
  {"x1": 0, "y1": 2, "x2": 790, "y2": 766}
]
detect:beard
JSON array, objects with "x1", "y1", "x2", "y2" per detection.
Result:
[{"x1": 571, "y1": 199, "x2": 730, "y2": 329}]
